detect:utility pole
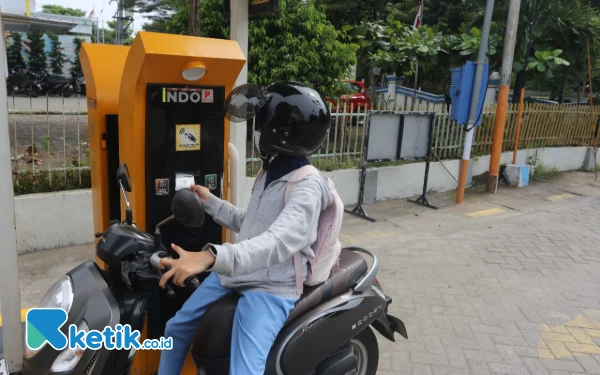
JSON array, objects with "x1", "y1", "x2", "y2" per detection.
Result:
[
  {"x1": 112, "y1": 0, "x2": 131, "y2": 45},
  {"x1": 115, "y1": 0, "x2": 123, "y2": 45},
  {"x1": 0, "y1": 15, "x2": 24, "y2": 374},
  {"x1": 486, "y1": 0, "x2": 522, "y2": 193},
  {"x1": 512, "y1": 0, "x2": 536, "y2": 165},
  {"x1": 456, "y1": 0, "x2": 495, "y2": 203},
  {"x1": 229, "y1": 0, "x2": 248, "y2": 242}
]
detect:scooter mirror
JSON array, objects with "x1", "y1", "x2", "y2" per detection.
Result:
[
  {"x1": 116, "y1": 163, "x2": 132, "y2": 192},
  {"x1": 171, "y1": 189, "x2": 205, "y2": 228}
]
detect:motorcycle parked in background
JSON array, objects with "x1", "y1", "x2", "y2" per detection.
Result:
[
  {"x1": 72, "y1": 76, "x2": 86, "y2": 96},
  {"x1": 6, "y1": 69, "x2": 43, "y2": 97},
  {"x1": 36, "y1": 70, "x2": 74, "y2": 97}
]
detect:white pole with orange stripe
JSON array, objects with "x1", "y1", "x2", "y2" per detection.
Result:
[
  {"x1": 0, "y1": 15, "x2": 24, "y2": 373},
  {"x1": 229, "y1": 0, "x2": 248, "y2": 241},
  {"x1": 411, "y1": 0, "x2": 423, "y2": 110}
]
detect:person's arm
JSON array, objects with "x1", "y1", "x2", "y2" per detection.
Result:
[
  {"x1": 190, "y1": 185, "x2": 246, "y2": 233},
  {"x1": 203, "y1": 194, "x2": 246, "y2": 233},
  {"x1": 206, "y1": 178, "x2": 327, "y2": 277}
]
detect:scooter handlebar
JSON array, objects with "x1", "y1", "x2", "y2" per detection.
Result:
[{"x1": 149, "y1": 252, "x2": 201, "y2": 292}]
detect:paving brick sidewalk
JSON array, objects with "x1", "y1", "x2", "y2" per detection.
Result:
[{"x1": 340, "y1": 172, "x2": 600, "y2": 375}]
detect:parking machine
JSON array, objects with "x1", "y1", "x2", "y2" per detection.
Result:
[{"x1": 80, "y1": 31, "x2": 246, "y2": 375}]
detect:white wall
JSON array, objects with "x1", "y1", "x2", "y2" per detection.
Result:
[
  {"x1": 15, "y1": 190, "x2": 94, "y2": 254},
  {"x1": 471, "y1": 147, "x2": 590, "y2": 176},
  {"x1": 14, "y1": 147, "x2": 595, "y2": 253},
  {"x1": 376, "y1": 160, "x2": 460, "y2": 201}
]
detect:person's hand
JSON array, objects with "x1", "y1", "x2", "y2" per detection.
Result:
[
  {"x1": 190, "y1": 185, "x2": 211, "y2": 203},
  {"x1": 158, "y1": 244, "x2": 215, "y2": 288}
]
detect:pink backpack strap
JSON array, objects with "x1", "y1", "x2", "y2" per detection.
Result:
[
  {"x1": 284, "y1": 165, "x2": 320, "y2": 203},
  {"x1": 294, "y1": 252, "x2": 303, "y2": 295},
  {"x1": 251, "y1": 169, "x2": 266, "y2": 194},
  {"x1": 285, "y1": 165, "x2": 321, "y2": 296}
]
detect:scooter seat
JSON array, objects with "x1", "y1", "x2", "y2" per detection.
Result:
[
  {"x1": 191, "y1": 249, "x2": 368, "y2": 359},
  {"x1": 285, "y1": 249, "x2": 368, "y2": 322}
]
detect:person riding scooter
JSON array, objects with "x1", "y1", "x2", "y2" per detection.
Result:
[{"x1": 157, "y1": 81, "x2": 333, "y2": 375}]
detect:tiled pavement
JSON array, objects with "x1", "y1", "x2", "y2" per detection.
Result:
[
  {"x1": 3, "y1": 171, "x2": 600, "y2": 374},
  {"x1": 341, "y1": 172, "x2": 600, "y2": 374}
]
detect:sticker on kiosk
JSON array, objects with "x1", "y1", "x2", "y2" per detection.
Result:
[
  {"x1": 202, "y1": 89, "x2": 214, "y2": 103},
  {"x1": 175, "y1": 124, "x2": 201, "y2": 151},
  {"x1": 155, "y1": 178, "x2": 169, "y2": 196}
]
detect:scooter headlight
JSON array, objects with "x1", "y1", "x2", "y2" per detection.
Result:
[
  {"x1": 50, "y1": 320, "x2": 88, "y2": 372},
  {"x1": 24, "y1": 276, "x2": 74, "y2": 358},
  {"x1": 38, "y1": 276, "x2": 74, "y2": 312}
]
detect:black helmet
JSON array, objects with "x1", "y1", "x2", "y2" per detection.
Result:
[{"x1": 224, "y1": 81, "x2": 331, "y2": 157}]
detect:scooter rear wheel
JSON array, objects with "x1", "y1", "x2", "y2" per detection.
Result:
[{"x1": 349, "y1": 327, "x2": 379, "y2": 375}]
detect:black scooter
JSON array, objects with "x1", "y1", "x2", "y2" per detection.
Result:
[
  {"x1": 37, "y1": 71, "x2": 74, "y2": 97},
  {"x1": 7, "y1": 70, "x2": 43, "y2": 97},
  {"x1": 22, "y1": 163, "x2": 407, "y2": 375}
]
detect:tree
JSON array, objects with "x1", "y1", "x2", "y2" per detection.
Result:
[
  {"x1": 7, "y1": 32, "x2": 26, "y2": 71},
  {"x1": 386, "y1": 0, "x2": 480, "y2": 35},
  {"x1": 314, "y1": 0, "x2": 390, "y2": 29},
  {"x1": 48, "y1": 34, "x2": 67, "y2": 75},
  {"x1": 189, "y1": 0, "x2": 200, "y2": 36},
  {"x1": 101, "y1": 20, "x2": 135, "y2": 45},
  {"x1": 41, "y1": 4, "x2": 86, "y2": 17},
  {"x1": 247, "y1": 0, "x2": 358, "y2": 97},
  {"x1": 70, "y1": 37, "x2": 84, "y2": 82},
  {"x1": 25, "y1": 31, "x2": 47, "y2": 72},
  {"x1": 140, "y1": 0, "x2": 358, "y2": 97},
  {"x1": 468, "y1": 0, "x2": 600, "y2": 103},
  {"x1": 142, "y1": 19, "x2": 169, "y2": 32},
  {"x1": 367, "y1": 22, "x2": 450, "y2": 77}
]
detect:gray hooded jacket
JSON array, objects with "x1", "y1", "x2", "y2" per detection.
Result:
[{"x1": 202, "y1": 168, "x2": 332, "y2": 299}]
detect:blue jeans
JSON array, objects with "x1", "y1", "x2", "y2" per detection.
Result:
[{"x1": 158, "y1": 272, "x2": 299, "y2": 375}]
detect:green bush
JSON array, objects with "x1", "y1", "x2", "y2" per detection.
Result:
[
  {"x1": 530, "y1": 162, "x2": 561, "y2": 182},
  {"x1": 13, "y1": 169, "x2": 91, "y2": 196}
]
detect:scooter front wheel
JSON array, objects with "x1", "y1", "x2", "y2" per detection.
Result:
[{"x1": 349, "y1": 327, "x2": 379, "y2": 375}]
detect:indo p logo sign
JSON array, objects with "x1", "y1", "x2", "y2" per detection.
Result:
[{"x1": 26, "y1": 308, "x2": 69, "y2": 350}]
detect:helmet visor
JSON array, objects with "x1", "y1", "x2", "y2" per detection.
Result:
[{"x1": 224, "y1": 83, "x2": 271, "y2": 122}]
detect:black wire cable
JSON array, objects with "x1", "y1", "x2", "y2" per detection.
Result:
[{"x1": 463, "y1": 38, "x2": 492, "y2": 133}]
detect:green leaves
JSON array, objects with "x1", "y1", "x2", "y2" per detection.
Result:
[
  {"x1": 48, "y1": 33, "x2": 67, "y2": 75},
  {"x1": 362, "y1": 21, "x2": 449, "y2": 76},
  {"x1": 525, "y1": 48, "x2": 570, "y2": 79},
  {"x1": 25, "y1": 31, "x2": 47, "y2": 72},
  {"x1": 7, "y1": 32, "x2": 26, "y2": 71},
  {"x1": 246, "y1": 0, "x2": 357, "y2": 98},
  {"x1": 452, "y1": 26, "x2": 499, "y2": 60}
]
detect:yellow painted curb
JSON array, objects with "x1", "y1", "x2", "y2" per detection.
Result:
[
  {"x1": 0, "y1": 308, "x2": 31, "y2": 327},
  {"x1": 547, "y1": 193, "x2": 573, "y2": 201},
  {"x1": 466, "y1": 207, "x2": 505, "y2": 218}
]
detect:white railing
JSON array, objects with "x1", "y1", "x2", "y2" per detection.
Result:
[{"x1": 7, "y1": 94, "x2": 90, "y2": 195}]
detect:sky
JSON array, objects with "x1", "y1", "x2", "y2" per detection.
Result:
[{"x1": 33, "y1": 0, "x2": 152, "y2": 32}]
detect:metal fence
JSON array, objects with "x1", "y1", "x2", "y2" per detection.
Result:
[
  {"x1": 245, "y1": 100, "x2": 374, "y2": 176},
  {"x1": 246, "y1": 101, "x2": 600, "y2": 176},
  {"x1": 433, "y1": 103, "x2": 600, "y2": 160},
  {"x1": 8, "y1": 95, "x2": 598, "y2": 188},
  {"x1": 7, "y1": 94, "x2": 90, "y2": 195}
]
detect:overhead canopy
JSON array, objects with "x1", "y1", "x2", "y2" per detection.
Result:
[{"x1": 1, "y1": 11, "x2": 94, "y2": 34}]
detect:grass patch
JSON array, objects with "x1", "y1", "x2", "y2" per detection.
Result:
[
  {"x1": 245, "y1": 157, "x2": 418, "y2": 177},
  {"x1": 530, "y1": 162, "x2": 561, "y2": 182},
  {"x1": 13, "y1": 169, "x2": 91, "y2": 195}
]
